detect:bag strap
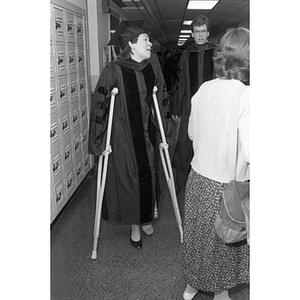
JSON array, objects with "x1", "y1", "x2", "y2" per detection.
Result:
[{"x1": 228, "y1": 84, "x2": 246, "y2": 181}]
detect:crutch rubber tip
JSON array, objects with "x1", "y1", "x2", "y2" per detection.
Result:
[{"x1": 91, "y1": 251, "x2": 97, "y2": 260}]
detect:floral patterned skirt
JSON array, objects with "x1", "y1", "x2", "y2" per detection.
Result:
[{"x1": 182, "y1": 169, "x2": 250, "y2": 292}]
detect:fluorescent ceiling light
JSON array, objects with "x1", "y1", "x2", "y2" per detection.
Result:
[
  {"x1": 181, "y1": 30, "x2": 192, "y2": 33},
  {"x1": 187, "y1": 1, "x2": 218, "y2": 10},
  {"x1": 179, "y1": 35, "x2": 190, "y2": 38},
  {"x1": 123, "y1": 7, "x2": 144, "y2": 10},
  {"x1": 183, "y1": 20, "x2": 192, "y2": 25}
]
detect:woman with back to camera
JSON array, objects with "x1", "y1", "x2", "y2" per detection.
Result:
[{"x1": 182, "y1": 27, "x2": 250, "y2": 300}]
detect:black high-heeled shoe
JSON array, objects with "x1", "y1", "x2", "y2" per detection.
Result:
[{"x1": 130, "y1": 229, "x2": 142, "y2": 249}]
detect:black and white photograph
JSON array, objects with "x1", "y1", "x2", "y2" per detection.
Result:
[
  {"x1": 3, "y1": 0, "x2": 299, "y2": 300},
  {"x1": 50, "y1": 1, "x2": 250, "y2": 299}
]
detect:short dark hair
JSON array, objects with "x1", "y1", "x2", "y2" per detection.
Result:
[
  {"x1": 118, "y1": 26, "x2": 147, "y2": 60},
  {"x1": 191, "y1": 15, "x2": 211, "y2": 32},
  {"x1": 213, "y1": 27, "x2": 250, "y2": 83}
]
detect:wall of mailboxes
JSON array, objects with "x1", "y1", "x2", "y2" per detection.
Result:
[{"x1": 50, "y1": 0, "x2": 93, "y2": 223}]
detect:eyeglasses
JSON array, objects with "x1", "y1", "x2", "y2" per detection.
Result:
[{"x1": 193, "y1": 29, "x2": 208, "y2": 34}]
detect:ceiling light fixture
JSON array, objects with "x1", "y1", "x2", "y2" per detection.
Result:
[
  {"x1": 183, "y1": 20, "x2": 192, "y2": 25},
  {"x1": 187, "y1": 0, "x2": 218, "y2": 10},
  {"x1": 181, "y1": 30, "x2": 192, "y2": 33}
]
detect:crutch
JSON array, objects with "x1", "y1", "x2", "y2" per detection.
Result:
[
  {"x1": 91, "y1": 87, "x2": 118, "y2": 260},
  {"x1": 152, "y1": 86, "x2": 183, "y2": 243}
]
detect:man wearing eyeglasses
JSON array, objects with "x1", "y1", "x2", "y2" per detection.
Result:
[{"x1": 170, "y1": 15, "x2": 218, "y2": 193}]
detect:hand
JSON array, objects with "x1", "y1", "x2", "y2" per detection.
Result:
[
  {"x1": 172, "y1": 115, "x2": 179, "y2": 122},
  {"x1": 159, "y1": 142, "x2": 169, "y2": 150}
]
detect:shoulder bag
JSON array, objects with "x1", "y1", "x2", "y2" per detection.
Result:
[{"x1": 214, "y1": 84, "x2": 250, "y2": 245}]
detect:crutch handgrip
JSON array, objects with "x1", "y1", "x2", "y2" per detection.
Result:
[
  {"x1": 102, "y1": 145, "x2": 112, "y2": 156},
  {"x1": 159, "y1": 142, "x2": 169, "y2": 151}
]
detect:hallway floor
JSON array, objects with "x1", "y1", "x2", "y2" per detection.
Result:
[{"x1": 51, "y1": 169, "x2": 249, "y2": 300}]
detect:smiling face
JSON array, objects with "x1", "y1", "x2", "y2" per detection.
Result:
[
  {"x1": 129, "y1": 34, "x2": 152, "y2": 62},
  {"x1": 192, "y1": 24, "x2": 209, "y2": 45}
]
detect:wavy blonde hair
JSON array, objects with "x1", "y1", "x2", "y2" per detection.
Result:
[{"x1": 213, "y1": 27, "x2": 250, "y2": 84}]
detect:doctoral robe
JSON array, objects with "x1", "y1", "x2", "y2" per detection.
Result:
[
  {"x1": 88, "y1": 56, "x2": 174, "y2": 225},
  {"x1": 170, "y1": 42, "x2": 218, "y2": 179}
]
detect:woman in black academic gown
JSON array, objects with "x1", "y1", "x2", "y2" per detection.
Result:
[{"x1": 88, "y1": 26, "x2": 174, "y2": 249}]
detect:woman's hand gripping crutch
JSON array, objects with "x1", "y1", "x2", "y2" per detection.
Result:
[
  {"x1": 91, "y1": 87, "x2": 118, "y2": 260},
  {"x1": 152, "y1": 86, "x2": 183, "y2": 243}
]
